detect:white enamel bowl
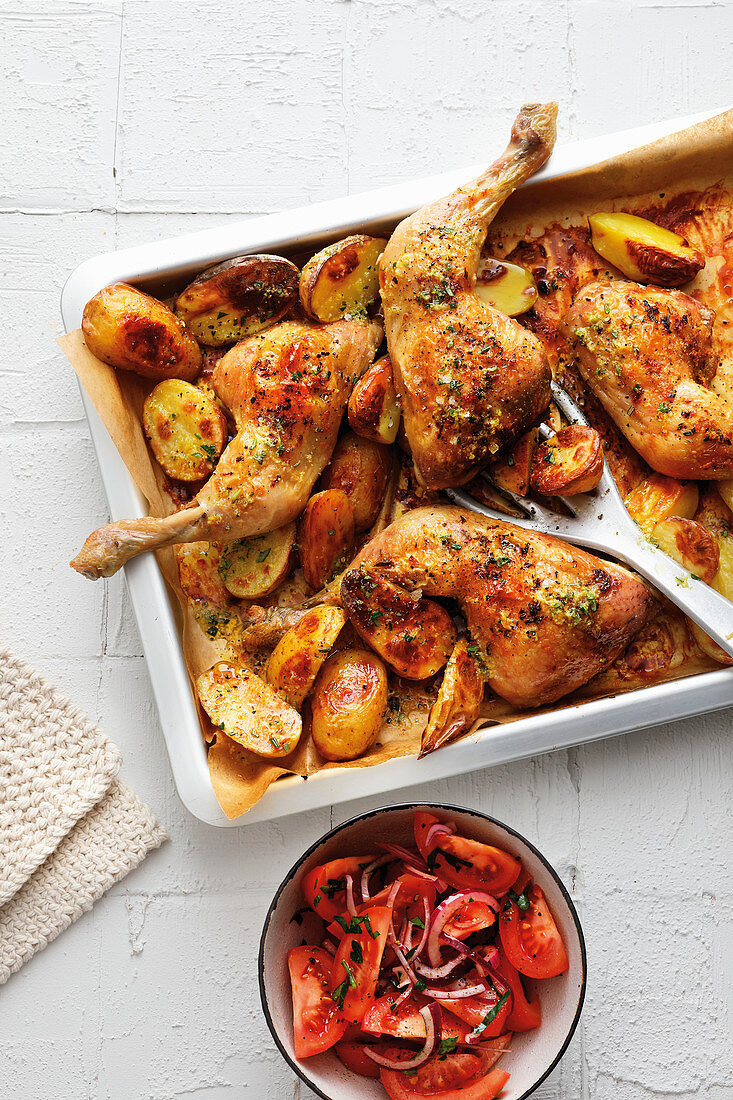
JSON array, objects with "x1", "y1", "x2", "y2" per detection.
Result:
[{"x1": 259, "y1": 803, "x2": 586, "y2": 1100}]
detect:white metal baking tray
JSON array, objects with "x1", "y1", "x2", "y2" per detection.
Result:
[{"x1": 61, "y1": 107, "x2": 733, "y2": 827}]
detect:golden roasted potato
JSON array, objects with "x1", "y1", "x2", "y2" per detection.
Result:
[
  {"x1": 489, "y1": 428, "x2": 539, "y2": 497},
  {"x1": 340, "y1": 566, "x2": 457, "y2": 679},
  {"x1": 175, "y1": 254, "x2": 299, "y2": 346},
  {"x1": 588, "y1": 212, "x2": 705, "y2": 287},
  {"x1": 175, "y1": 542, "x2": 231, "y2": 605},
  {"x1": 319, "y1": 432, "x2": 391, "y2": 532},
  {"x1": 530, "y1": 425, "x2": 603, "y2": 496},
  {"x1": 299, "y1": 235, "x2": 387, "y2": 322},
  {"x1": 310, "y1": 647, "x2": 388, "y2": 761},
  {"x1": 625, "y1": 474, "x2": 699, "y2": 536},
  {"x1": 420, "y1": 639, "x2": 485, "y2": 757},
  {"x1": 475, "y1": 257, "x2": 538, "y2": 315},
  {"x1": 219, "y1": 522, "x2": 296, "y2": 599},
  {"x1": 266, "y1": 605, "x2": 347, "y2": 708},
  {"x1": 348, "y1": 355, "x2": 401, "y2": 445},
  {"x1": 82, "y1": 282, "x2": 202, "y2": 381},
  {"x1": 695, "y1": 485, "x2": 733, "y2": 602},
  {"x1": 652, "y1": 516, "x2": 720, "y2": 584},
  {"x1": 299, "y1": 490, "x2": 355, "y2": 590},
  {"x1": 196, "y1": 662, "x2": 302, "y2": 758},
  {"x1": 143, "y1": 379, "x2": 228, "y2": 481}
]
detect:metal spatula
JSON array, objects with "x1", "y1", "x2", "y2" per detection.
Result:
[{"x1": 445, "y1": 382, "x2": 733, "y2": 659}]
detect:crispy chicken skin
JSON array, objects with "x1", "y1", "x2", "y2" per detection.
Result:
[
  {"x1": 379, "y1": 104, "x2": 557, "y2": 490},
  {"x1": 565, "y1": 280, "x2": 733, "y2": 479},
  {"x1": 351, "y1": 506, "x2": 654, "y2": 708},
  {"x1": 71, "y1": 318, "x2": 382, "y2": 579}
]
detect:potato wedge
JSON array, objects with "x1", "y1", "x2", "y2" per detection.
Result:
[
  {"x1": 475, "y1": 257, "x2": 538, "y2": 315},
  {"x1": 219, "y1": 522, "x2": 296, "y2": 599},
  {"x1": 143, "y1": 379, "x2": 227, "y2": 481},
  {"x1": 588, "y1": 212, "x2": 705, "y2": 287},
  {"x1": 625, "y1": 474, "x2": 699, "y2": 536},
  {"x1": 348, "y1": 355, "x2": 401, "y2": 445},
  {"x1": 695, "y1": 485, "x2": 733, "y2": 603},
  {"x1": 175, "y1": 254, "x2": 299, "y2": 347},
  {"x1": 489, "y1": 428, "x2": 539, "y2": 497},
  {"x1": 530, "y1": 425, "x2": 603, "y2": 496},
  {"x1": 340, "y1": 566, "x2": 457, "y2": 680},
  {"x1": 319, "y1": 432, "x2": 391, "y2": 532},
  {"x1": 266, "y1": 605, "x2": 347, "y2": 708},
  {"x1": 299, "y1": 490, "x2": 355, "y2": 589},
  {"x1": 420, "y1": 639, "x2": 485, "y2": 757},
  {"x1": 299, "y1": 235, "x2": 387, "y2": 322},
  {"x1": 175, "y1": 542, "x2": 231, "y2": 605},
  {"x1": 82, "y1": 282, "x2": 202, "y2": 381},
  {"x1": 310, "y1": 647, "x2": 388, "y2": 761},
  {"x1": 651, "y1": 516, "x2": 720, "y2": 584},
  {"x1": 196, "y1": 662, "x2": 301, "y2": 758}
]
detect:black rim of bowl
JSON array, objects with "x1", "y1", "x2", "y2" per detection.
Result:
[{"x1": 258, "y1": 801, "x2": 588, "y2": 1100}]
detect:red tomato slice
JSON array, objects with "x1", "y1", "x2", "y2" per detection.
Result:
[
  {"x1": 331, "y1": 905, "x2": 392, "y2": 1024},
  {"x1": 428, "y1": 834, "x2": 521, "y2": 897},
  {"x1": 335, "y1": 1041, "x2": 381, "y2": 1078},
  {"x1": 375, "y1": 1045, "x2": 493, "y2": 1093},
  {"x1": 327, "y1": 873, "x2": 436, "y2": 941},
  {"x1": 414, "y1": 811, "x2": 442, "y2": 861},
  {"x1": 302, "y1": 855, "x2": 376, "y2": 922},
  {"x1": 381, "y1": 1065, "x2": 511, "y2": 1100},
  {"x1": 499, "y1": 884, "x2": 569, "y2": 979},
  {"x1": 287, "y1": 946, "x2": 346, "y2": 1059},
  {"x1": 494, "y1": 947, "x2": 541, "y2": 1031},
  {"x1": 363, "y1": 993, "x2": 470, "y2": 1044},
  {"x1": 443, "y1": 897, "x2": 497, "y2": 941},
  {"x1": 440, "y1": 977, "x2": 512, "y2": 1040}
]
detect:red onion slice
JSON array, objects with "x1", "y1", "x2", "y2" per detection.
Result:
[
  {"x1": 321, "y1": 937, "x2": 337, "y2": 956},
  {"x1": 424, "y1": 822, "x2": 453, "y2": 852},
  {"x1": 360, "y1": 855, "x2": 394, "y2": 902},
  {"x1": 365, "y1": 1003, "x2": 441, "y2": 1070},
  {"x1": 378, "y1": 842, "x2": 429, "y2": 872},
  {"x1": 413, "y1": 951, "x2": 466, "y2": 980},
  {"x1": 423, "y1": 982, "x2": 487, "y2": 999},
  {"x1": 427, "y1": 892, "x2": 500, "y2": 966},
  {"x1": 344, "y1": 874, "x2": 357, "y2": 918}
]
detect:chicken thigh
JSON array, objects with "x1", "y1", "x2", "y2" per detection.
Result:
[
  {"x1": 71, "y1": 317, "x2": 382, "y2": 579},
  {"x1": 379, "y1": 103, "x2": 557, "y2": 489}
]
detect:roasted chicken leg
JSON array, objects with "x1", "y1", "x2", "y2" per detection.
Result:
[
  {"x1": 71, "y1": 318, "x2": 382, "y2": 579},
  {"x1": 348, "y1": 505, "x2": 654, "y2": 708},
  {"x1": 379, "y1": 103, "x2": 557, "y2": 489}
]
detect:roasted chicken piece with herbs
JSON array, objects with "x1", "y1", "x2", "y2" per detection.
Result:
[
  {"x1": 379, "y1": 103, "x2": 557, "y2": 489},
  {"x1": 347, "y1": 505, "x2": 654, "y2": 708},
  {"x1": 565, "y1": 281, "x2": 733, "y2": 479},
  {"x1": 71, "y1": 318, "x2": 382, "y2": 579}
]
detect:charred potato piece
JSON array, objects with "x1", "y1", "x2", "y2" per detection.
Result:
[
  {"x1": 319, "y1": 432, "x2": 391, "y2": 532},
  {"x1": 489, "y1": 428, "x2": 539, "y2": 497},
  {"x1": 175, "y1": 542, "x2": 231, "y2": 605},
  {"x1": 420, "y1": 639, "x2": 485, "y2": 757},
  {"x1": 530, "y1": 426, "x2": 603, "y2": 496},
  {"x1": 588, "y1": 212, "x2": 705, "y2": 287},
  {"x1": 299, "y1": 490, "x2": 355, "y2": 590},
  {"x1": 266, "y1": 605, "x2": 347, "y2": 708},
  {"x1": 175, "y1": 254, "x2": 299, "y2": 347},
  {"x1": 475, "y1": 257, "x2": 538, "y2": 315},
  {"x1": 143, "y1": 379, "x2": 227, "y2": 481},
  {"x1": 300, "y1": 235, "x2": 387, "y2": 322},
  {"x1": 340, "y1": 566, "x2": 457, "y2": 680},
  {"x1": 625, "y1": 474, "x2": 699, "y2": 536},
  {"x1": 310, "y1": 647, "x2": 388, "y2": 761},
  {"x1": 652, "y1": 517, "x2": 720, "y2": 584},
  {"x1": 219, "y1": 522, "x2": 296, "y2": 599},
  {"x1": 348, "y1": 355, "x2": 401, "y2": 445},
  {"x1": 197, "y1": 662, "x2": 301, "y2": 758},
  {"x1": 82, "y1": 282, "x2": 202, "y2": 381}
]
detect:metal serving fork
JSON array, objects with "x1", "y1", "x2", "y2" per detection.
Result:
[{"x1": 446, "y1": 382, "x2": 733, "y2": 660}]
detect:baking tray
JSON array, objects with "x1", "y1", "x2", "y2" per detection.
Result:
[{"x1": 61, "y1": 107, "x2": 733, "y2": 827}]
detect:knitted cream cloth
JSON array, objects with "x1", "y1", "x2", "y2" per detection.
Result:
[{"x1": 0, "y1": 647, "x2": 168, "y2": 983}]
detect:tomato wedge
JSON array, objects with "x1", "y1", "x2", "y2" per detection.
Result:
[
  {"x1": 364, "y1": 993, "x2": 470, "y2": 1044},
  {"x1": 495, "y1": 947, "x2": 541, "y2": 1031},
  {"x1": 287, "y1": 946, "x2": 347, "y2": 1058},
  {"x1": 302, "y1": 855, "x2": 376, "y2": 922},
  {"x1": 443, "y1": 896, "x2": 497, "y2": 941},
  {"x1": 380, "y1": 1065, "x2": 511, "y2": 1100},
  {"x1": 499, "y1": 884, "x2": 569, "y2": 979},
  {"x1": 331, "y1": 905, "x2": 392, "y2": 1023},
  {"x1": 335, "y1": 1040, "x2": 381, "y2": 1078},
  {"x1": 427, "y1": 834, "x2": 521, "y2": 897},
  {"x1": 440, "y1": 975, "x2": 512, "y2": 1040}
]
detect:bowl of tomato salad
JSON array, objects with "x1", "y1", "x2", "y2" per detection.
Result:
[{"x1": 259, "y1": 804, "x2": 586, "y2": 1100}]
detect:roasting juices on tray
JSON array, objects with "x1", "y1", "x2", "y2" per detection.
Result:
[{"x1": 286, "y1": 811, "x2": 568, "y2": 1099}]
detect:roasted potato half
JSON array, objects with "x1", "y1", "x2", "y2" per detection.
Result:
[
  {"x1": 319, "y1": 432, "x2": 391, "y2": 532},
  {"x1": 299, "y1": 490, "x2": 355, "y2": 590},
  {"x1": 266, "y1": 605, "x2": 347, "y2": 708},
  {"x1": 175, "y1": 254, "x2": 299, "y2": 347},
  {"x1": 196, "y1": 662, "x2": 302, "y2": 758},
  {"x1": 489, "y1": 428, "x2": 539, "y2": 497},
  {"x1": 695, "y1": 486, "x2": 733, "y2": 603},
  {"x1": 420, "y1": 639, "x2": 485, "y2": 757},
  {"x1": 530, "y1": 425, "x2": 603, "y2": 496},
  {"x1": 588, "y1": 212, "x2": 705, "y2": 287},
  {"x1": 219, "y1": 522, "x2": 296, "y2": 599},
  {"x1": 175, "y1": 541, "x2": 231, "y2": 605},
  {"x1": 348, "y1": 355, "x2": 401, "y2": 445},
  {"x1": 625, "y1": 474, "x2": 699, "y2": 536},
  {"x1": 310, "y1": 647, "x2": 388, "y2": 761},
  {"x1": 143, "y1": 379, "x2": 228, "y2": 481},
  {"x1": 652, "y1": 516, "x2": 720, "y2": 585},
  {"x1": 340, "y1": 566, "x2": 457, "y2": 680},
  {"x1": 82, "y1": 282, "x2": 202, "y2": 381},
  {"x1": 475, "y1": 257, "x2": 538, "y2": 315},
  {"x1": 299, "y1": 235, "x2": 387, "y2": 322}
]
